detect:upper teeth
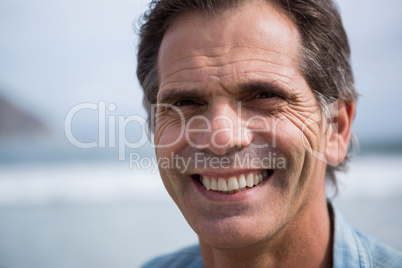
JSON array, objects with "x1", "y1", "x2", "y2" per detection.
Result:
[{"x1": 201, "y1": 171, "x2": 269, "y2": 193}]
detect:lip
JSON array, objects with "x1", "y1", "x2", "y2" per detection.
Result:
[{"x1": 192, "y1": 170, "x2": 273, "y2": 202}]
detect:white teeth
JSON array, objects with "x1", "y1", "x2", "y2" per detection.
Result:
[
  {"x1": 218, "y1": 178, "x2": 228, "y2": 191},
  {"x1": 200, "y1": 171, "x2": 272, "y2": 193},
  {"x1": 258, "y1": 174, "x2": 263, "y2": 183},
  {"x1": 204, "y1": 177, "x2": 211, "y2": 190},
  {"x1": 238, "y1": 174, "x2": 247, "y2": 188},
  {"x1": 254, "y1": 174, "x2": 259, "y2": 185},
  {"x1": 246, "y1": 173, "x2": 254, "y2": 187},
  {"x1": 211, "y1": 178, "x2": 218, "y2": 190},
  {"x1": 228, "y1": 176, "x2": 239, "y2": 191}
]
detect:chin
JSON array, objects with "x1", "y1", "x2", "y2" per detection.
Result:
[{"x1": 189, "y1": 201, "x2": 291, "y2": 250}]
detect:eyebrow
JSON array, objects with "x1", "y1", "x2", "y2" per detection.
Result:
[
  {"x1": 238, "y1": 81, "x2": 297, "y2": 102},
  {"x1": 157, "y1": 88, "x2": 205, "y2": 104},
  {"x1": 157, "y1": 80, "x2": 297, "y2": 104}
]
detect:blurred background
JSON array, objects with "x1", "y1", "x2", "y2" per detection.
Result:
[{"x1": 0, "y1": 0, "x2": 401, "y2": 267}]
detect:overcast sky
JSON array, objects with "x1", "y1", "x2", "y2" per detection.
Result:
[{"x1": 0, "y1": 0, "x2": 401, "y2": 144}]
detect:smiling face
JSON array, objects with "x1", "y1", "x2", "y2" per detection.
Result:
[{"x1": 155, "y1": 1, "x2": 332, "y2": 249}]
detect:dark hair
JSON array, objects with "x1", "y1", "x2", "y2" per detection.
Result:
[{"x1": 136, "y1": 0, "x2": 358, "y2": 189}]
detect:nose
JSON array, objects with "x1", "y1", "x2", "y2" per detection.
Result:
[{"x1": 190, "y1": 102, "x2": 252, "y2": 155}]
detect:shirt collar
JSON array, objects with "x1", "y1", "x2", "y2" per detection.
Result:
[{"x1": 329, "y1": 201, "x2": 371, "y2": 268}]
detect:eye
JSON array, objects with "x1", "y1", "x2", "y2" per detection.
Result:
[
  {"x1": 255, "y1": 92, "x2": 276, "y2": 99},
  {"x1": 173, "y1": 99, "x2": 197, "y2": 107}
]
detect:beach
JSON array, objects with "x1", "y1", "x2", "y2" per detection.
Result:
[{"x1": 0, "y1": 154, "x2": 401, "y2": 267}]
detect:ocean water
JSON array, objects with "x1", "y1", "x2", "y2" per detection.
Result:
[{"x1": 0, "y1": 154, "x2": 401, "y2": 268}]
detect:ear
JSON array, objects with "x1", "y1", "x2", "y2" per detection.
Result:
[{"x1": 325, "y1": 101, "x2": 355, "y2": 166}]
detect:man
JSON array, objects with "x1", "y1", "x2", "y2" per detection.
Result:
[{"x1": 137, "y1": 0, "x2": 402, "y2": 267}]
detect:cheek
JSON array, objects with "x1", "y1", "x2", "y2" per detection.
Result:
[
  {"x1": 264, "y1": 110, "x2": 324, "y2": 171},
  {"x1": 154, "y1": 121, "x2": 190, "y2": 200},
  {"x1": 154, "y1": 114, "x2": 187, "y2": 153},
  {"x1": 269, "y1": 121, "x2": 305, "y2": 173},
  {"x1": 272, "y1": 110, "x2": 328, "y2": 190},
  {"x1": 279, "y1": 105, "x2": 325, "y2": 152}
]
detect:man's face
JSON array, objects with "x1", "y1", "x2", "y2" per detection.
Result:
[{"x1": 154, "y1": 2, "x2": 329, "y2": 248}]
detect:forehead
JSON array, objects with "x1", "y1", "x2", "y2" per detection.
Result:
[{"x1": 158, "y1": 1, "x2": 302, "y2": 91}]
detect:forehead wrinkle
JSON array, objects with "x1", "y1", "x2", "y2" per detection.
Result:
[
  {"x1": 161, "y1": 43, "x2": 297, "y2": 83},
  {"x1": 161, "y1": 62, "x2": 284, "y2": 83},
  {"x1": 160, "y1": 65, "x2": 206, "y2": 82},
  {"x1": 217, "y1": 69, "x2": 298, "y2": 83},
  {"x1": 161, "y1": 55, "x2": 295, "y2": 83},
  {"x1": 164, "y1": 49, "x2": 232, "y2": 71},
  {"x1": 159, "y1": 50, "x2": 229, "y2": 83},
  {"x1": 165, "y1": 44, "x2": 286, "y2": 71}
]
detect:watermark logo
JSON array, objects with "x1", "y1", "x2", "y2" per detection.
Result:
[
  {"x1": 64, "y1": 100, "x2": 338, "y2": 168},
  {"x1": 64, "y1": 101, "x2": 148, "y2": 160},
  {"x1": 129, "y1": 152, "x2": 286, "y2": 174}
]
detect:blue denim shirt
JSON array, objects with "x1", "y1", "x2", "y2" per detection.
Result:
[
  {"x1": 331, "y1": 204, "x2": 402, "y2": 267},
  {"x1": 141, "y1": 203, "x2": 402, "y2": 268}
]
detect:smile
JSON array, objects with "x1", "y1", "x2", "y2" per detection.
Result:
[{"x1": 191, "y1": 170, "x2": 274, "y2": 194}]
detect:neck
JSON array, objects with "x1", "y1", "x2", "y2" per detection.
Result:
[{"x1": 200, "y1": 193, "x2": 333, "y2": 268}]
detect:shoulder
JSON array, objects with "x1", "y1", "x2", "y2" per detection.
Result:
[
  {"x1": 330, "y1": 201, "x2": 402, "y2": 268},
  {"x1": 354, "y1": 229, "x2": 402, "y2": 268},
  {"x1": 140, "y1": 244, "x2": 203, "y2": 268}
]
